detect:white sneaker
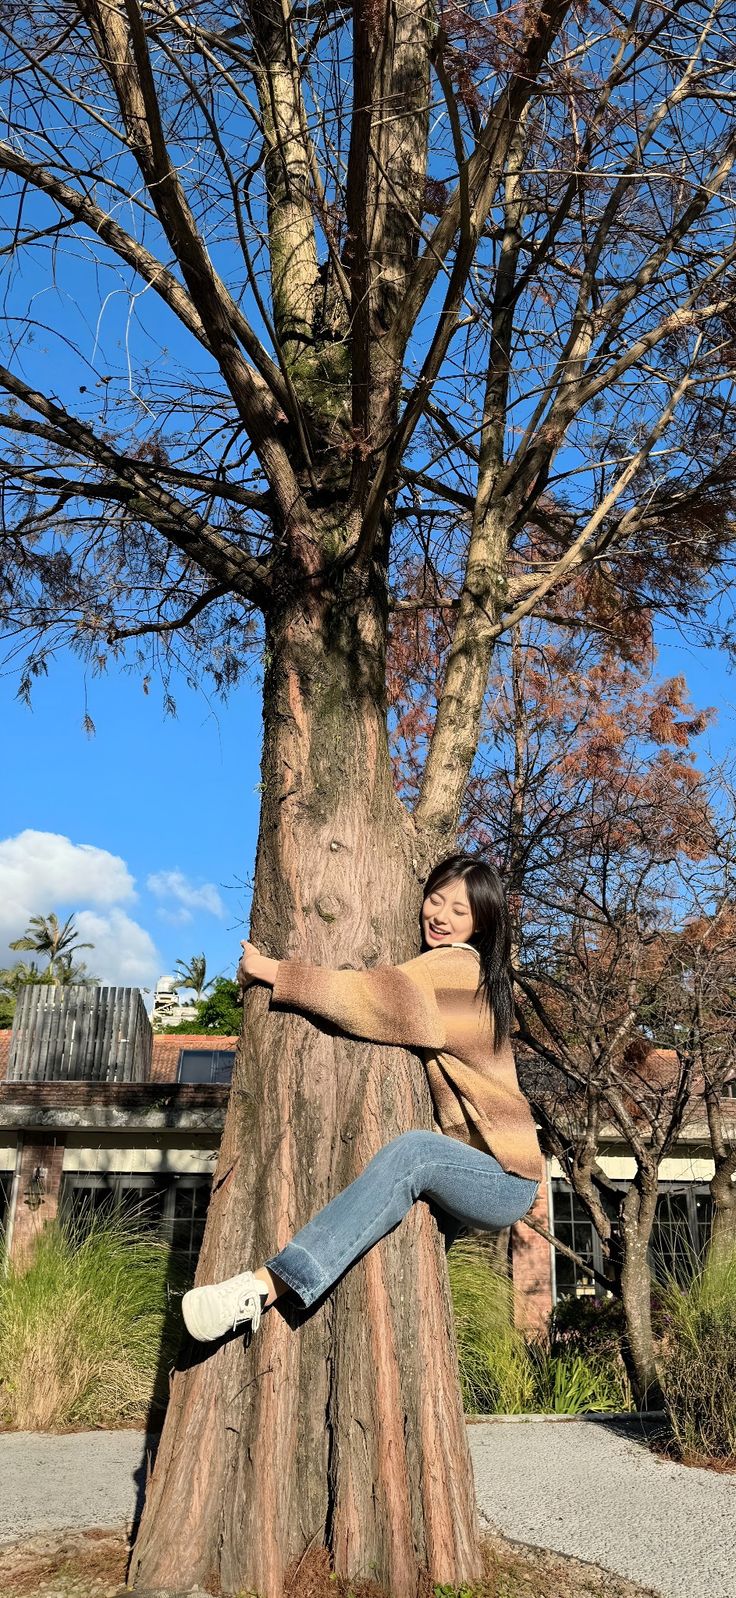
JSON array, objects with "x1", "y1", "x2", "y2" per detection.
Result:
[{"x1": 182, "y1": 1270, "x2": 270, "y2": 1342}]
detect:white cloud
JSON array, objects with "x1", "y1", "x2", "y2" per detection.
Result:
[
  {"x1": 0, "y1": 829, "x2": 160, "y2": 992},
  {"x1": 147, "y1": 869, "x2": 225, "y2": 920},
  {"x1": 0, "y1": 830, "x2": 134, "y2": 930},
  {"x1": 74, "y1": 908, "x2": 160, "y2": 989},
  {"x1": 156, "y1": 906, "x2": 194, "y2": 928}
]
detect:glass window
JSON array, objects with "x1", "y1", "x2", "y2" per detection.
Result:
[
  {"x1": 64, "y1": 1174, "x2": 167, "y2": 1235},
  {"x1": 60, "y1": 1173, "x2": 211, "y2": 1280},
  {"x1": 551, "y1": 1182, "x2": 597, "y2": 1299},
  {"x1": 649, "y1": 1190, "x2": 693, "y2": 1284},
  {"x1": 723, "y1": 1078, "x2": 736, "y2": 1098},
  {"x1": 695, "y1": 1191, "x2": 713, "y2": 1256},
  {"x1": 178, "y1": 1049, "x2": 235, "y2": 1086},
  {"x1": 551, "y1": 1179, "x2": 714, "y2": 1301},
  {"x1": 171, "y1": 1182, "x2": 210, "y2": 1270},
  {"x1": 0, "y1": 1170, "x2": 12, "y2": 1235}
]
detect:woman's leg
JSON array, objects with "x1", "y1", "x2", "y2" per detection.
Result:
[{"x1": 263, "y1": 1130, "x2": 539, "y2": 1309}]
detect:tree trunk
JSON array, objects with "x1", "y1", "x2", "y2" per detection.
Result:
[
  {"x1": 708, "y1": 1153, "x2": 736, "y2": 1265},
  {"x1": 619, "y1": 1178, "x2": 663, "y2": 1409},
  {"x1": 130, "y1": 582, "x2": 482, "y2": 1596}
]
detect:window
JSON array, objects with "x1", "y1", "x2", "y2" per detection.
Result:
[
  {"x1": 550, "y1": 1183, "x2": 598, "y2": 1299},
  {"x1": 171, "y1": 1183, "x2": 210, "y2": 1267},
  {"x1": 177, "y1": 1049, "x2": 235, "y2": 1086},
  {"x1": 60, "y1": 1172, "x2": 212, "y2": 1278},
  {"x1": 650, "y1": 1187, "x2": 713, "y2": 1284},
  {"x1": 723, "y1": 1078, "x2": 736, "y2": 1098},
  {"x1": 0, "y1": 1170, "x2": 12, "y2": 1235},
  {"x1": 551, "y1": 1178, "x2": 714, "y2": 1301}
]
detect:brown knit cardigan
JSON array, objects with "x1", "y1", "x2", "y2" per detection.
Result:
[{"x1": 271, "y1": 943, "x2": 542, "y2": 1183}]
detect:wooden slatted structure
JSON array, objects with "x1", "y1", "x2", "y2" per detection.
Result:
[{"x1": 7, "y1": 986, "x2": 152, "y2": 1083}]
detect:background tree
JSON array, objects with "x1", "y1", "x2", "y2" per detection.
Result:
[
  {"x1": 469, "y1": 616, "x2": 716, "y2": 1403},
  {"x1": 174, "y1": 953, "x2": 213, "y2": 1004},
  {"x1": 157, "y1": 976, "x2": 242, "y2": 1035},
  {"x1": 647, "y1": 843, "x2": 736, "y2": 1263},
  {"x1": 9, "y1": 914, "x2": 94, "y2": 986},
  {"x1": 393, "y1": 600, "x2": 724, "y2": 1400},
  {"x1": 3, "y1": 0, "x2": 736, "y2": 1591},
  {"x1": 196, "y1": 977, "x2": 242, "y2": 1035}
]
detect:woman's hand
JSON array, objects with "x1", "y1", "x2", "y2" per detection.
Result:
[{"x1": 238, "y1": 940, "x2": 278, "y2": 991}]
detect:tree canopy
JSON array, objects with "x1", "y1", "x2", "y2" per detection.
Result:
[{"x1": 3, "y1": 0, "x2": 736, "y2": 791}]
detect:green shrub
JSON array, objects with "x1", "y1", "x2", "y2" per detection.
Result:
[
  {"x1": 525, "y1": 1340, "x2": 630, "y2": 1415},
  {"x1": 0, "y1": 1208, "x2": 183, "y2": 1430},
  {"x1": 550, "y1": 1292, "x2": 626, "y2": 1355},
  {"x1": 659, "y1": 1243, "x2": 736, "y2": 1461},
  {"x1": 448, "y1": 1239, "x2": 632, "y2": 1416}
]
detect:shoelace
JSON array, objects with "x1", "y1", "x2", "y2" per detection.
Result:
[{"x1": 232, "y1": 1284, "x2": 266, "y2": 1335}]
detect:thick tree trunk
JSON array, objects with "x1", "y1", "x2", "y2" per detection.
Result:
[
  {"x1": 619, "y1": 1178, "x2": 663, "y2": 1409},
  {"x1": 131, "y1": 584, "x2": 482, "y2": 1596}
]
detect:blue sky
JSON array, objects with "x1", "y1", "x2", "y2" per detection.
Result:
[
  {"x1": 2, "y1": 615, "x2": 734, "y2": 1001},
  {"x1": 0, "y1": 656, "x2": 263, "y2": 997},
  {"x1": 3, "y1": 26, "x2": 735, "y2": 998}
]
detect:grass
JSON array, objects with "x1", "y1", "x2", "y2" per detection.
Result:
[
  {"x1": 448, "y1": 1238, "x2": 631, "y2": 1416},
  {"x1": 0, "y1": 1207, "x2": 182, "y2": 1430},
  {"x1": 658, "y1": 1240, "x2": 736, "y2": 1463},
  {"x1": 0, "y1": 1219, "x2": 631, "y2": 1431}
]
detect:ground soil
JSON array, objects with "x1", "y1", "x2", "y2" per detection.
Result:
[{"x1": 0, "y1": 1528, "x2": 661, "y2": 1598}]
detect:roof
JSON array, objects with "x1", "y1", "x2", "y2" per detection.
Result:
[{"x1": 150, "y1": 1034, "x2": 238, "y2": 1082}]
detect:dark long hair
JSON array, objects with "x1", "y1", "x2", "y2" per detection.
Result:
[{"x1": 422, "y1": 853, "x2": 513, "y2": 1048}]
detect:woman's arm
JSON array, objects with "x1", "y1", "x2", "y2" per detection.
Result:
[{"x1": 238, "y1": 941, "x2": 446, "y2": 1050}]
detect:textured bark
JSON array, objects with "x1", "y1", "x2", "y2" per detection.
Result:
[
  {"x1": 619, "y1": 1178, "x2": 663, "y2": 1409},
  {"x1": 708, "y1": 1150, "x2": 736, "y2": 1262},
  {"x1": 130, "y1": 583, "x2": 482, "y2": 1597}
]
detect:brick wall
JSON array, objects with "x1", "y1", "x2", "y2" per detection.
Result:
[
  {"x1": 9, "y1": 1134, "x2": 66, "y2": 1268},
  {"x1": 150, "y1": 1034, "x2": 238, "y2": 1083},
  {"x1": 511, "y1": 1171, "x2": 553, "y2": 1334},
  {"x1": 0, "y1": 1080, "x2": 229, "y2": 1111},
  {"x1": 0, "y1": 1031, "x2": 11, "y2": 1080}
]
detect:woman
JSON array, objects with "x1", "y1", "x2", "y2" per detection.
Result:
[{"x1": 182, "y1": 853, "x2": 543, "y2": 1343}]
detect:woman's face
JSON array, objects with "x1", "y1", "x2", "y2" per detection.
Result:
[{"x1": 421, "y1": 876, "x2": 474, "y2": 948}]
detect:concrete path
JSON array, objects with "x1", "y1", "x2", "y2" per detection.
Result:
[{"x1": 0, "y1": 1420, "x2": 733, "y2": 1598}]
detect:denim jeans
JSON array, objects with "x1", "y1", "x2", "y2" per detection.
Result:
[{"x1": 265, "y1": 1129, "x2": 540, "y2": 1308}]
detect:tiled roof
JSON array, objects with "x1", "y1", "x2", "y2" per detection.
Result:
[
  {"x1": 0, "y1": 1031, "x2": 10, "y2": 1080},
  {"x1": 150, "y1": 1033, "x2": 238, "y2": 1082}
]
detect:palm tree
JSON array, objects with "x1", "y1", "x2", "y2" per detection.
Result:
[
  {"x1": 54, "y1": 956, "x2": 99, "y2": 987},
  {"x1": 0, "y1": 960, "x2": 50, "y2": 993},
  {"x1": 10, "y1": 912, "x2": 94, "y2": 983},
  {"x1": 174, "y1": 954, "x2": 213, "y2": 1004}
]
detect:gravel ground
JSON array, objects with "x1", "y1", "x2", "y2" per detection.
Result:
[
  {"x1": 467, "y1": 1416, "x2": 736, "y2": 1598},
  {"x1": 0, "y1": 1432, "x2": 153, "y2": 1544},
  {"x1": 0, "y1": 1421, "x2": 733, "y2": 1598}
]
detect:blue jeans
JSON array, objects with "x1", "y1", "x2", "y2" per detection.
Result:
[{"x1": 265, "y1": 1130, "x2": 539, "y2": 1308}]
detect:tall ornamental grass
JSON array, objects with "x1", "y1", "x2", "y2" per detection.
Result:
[
  {"x1": 0, "y1": 1210, "x2": 182, "y2": 1430},
  {"x1": 448, "y1": 1240, "x2": 534, "y2": 1413},
  {"x1": 659, "y1": 1242, "x2": 736, "y2": 1462},
  {"x1": 448, "y1": 1238, "x2": 631, "y2": 1416}
]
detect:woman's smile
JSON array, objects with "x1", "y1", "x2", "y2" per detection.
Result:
[{"x1": 421, "y1": 877, "x2": 474, "y2": 947}]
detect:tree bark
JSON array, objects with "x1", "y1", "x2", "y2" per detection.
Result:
[
  {"x1": 130, "y1": 580, "x2": 482, "y2": 1596},
  {"x1": 708, "y1": 1150, "x2": 736, "y2": 1263},
  {"x1": 619, "y1": 1177, "x2": 663, "y2": 1409}
]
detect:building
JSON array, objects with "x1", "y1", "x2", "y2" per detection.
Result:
[
  {"x1": 0, "y1": 986, "x2": 730, "y2": 1329},
  {"x1": 0, "y1": 984, "x2": 234, "y2": 1274}
]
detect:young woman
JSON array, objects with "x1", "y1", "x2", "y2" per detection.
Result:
[{"x1": 182, "y1": 853, "x2": 543, "y2": 1342}]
